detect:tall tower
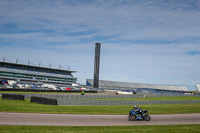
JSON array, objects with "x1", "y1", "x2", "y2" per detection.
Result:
[{"x1": 93, "y1": 43, "x2": 101, "y2": 90}]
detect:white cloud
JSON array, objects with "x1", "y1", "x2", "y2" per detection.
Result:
[
  {"x1": 0, "y1": 0, "x2": 200, "y2": 90},
  {"x1": 1, "y1": 0, "x2": 200, "y2": 41}
]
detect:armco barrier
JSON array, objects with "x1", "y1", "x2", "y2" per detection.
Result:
[
  {"x1": 2, "y1": 93, "x2": 25, "y2": 100},
  {"x1": 30, "y1": 96, "x2": 57, "y2": 105}
]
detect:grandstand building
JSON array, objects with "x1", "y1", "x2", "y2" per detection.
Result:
[
  {"x1": 86, "y1": 79, "x2": 189, "y2": 94},
  {"x1": 0, "y1": 61, "x2": 77, "y2": 88}
]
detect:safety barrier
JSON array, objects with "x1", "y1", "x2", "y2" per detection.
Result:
[
  {"x1": 23, "y1": 94, "x2": 199, "y2": 105},
  {"x1": 2, "y1": 93, "x2": 25, "y2": 100},
  {"x1": 30, "y1": 96, "x2": 57, "y2": 105},
  {"x1": 57, "y1": 99, "x2": 200, "y2": 105},
  {"x1": 23, "y1": 93, "x2": 193, "y2": 100},
  {"x1": 2, "y1": 93, "x2": 198, "y2": 105}
]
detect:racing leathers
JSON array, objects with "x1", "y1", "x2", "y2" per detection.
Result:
[{"x1": 134, "y1": 107, "x2": 144, "y2": 120}]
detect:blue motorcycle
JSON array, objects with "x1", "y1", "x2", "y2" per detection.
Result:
[{"x1": 128, "y1": 109, "x2": 151, "y2": 121}]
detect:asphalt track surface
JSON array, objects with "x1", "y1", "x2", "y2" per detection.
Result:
[{"x1": 1, "y1": 112, "x2": 200, "y2": 126}]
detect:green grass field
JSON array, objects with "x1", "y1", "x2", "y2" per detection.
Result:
[
  {"x1": 1, "y1": 97, "x2": 200, "y2": 114},
  {"x1": 0, "y1": 125, "x2": 200, "y2": 133}
]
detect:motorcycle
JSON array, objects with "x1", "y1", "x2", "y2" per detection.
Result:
[{"x1": 128, "y1": 109, "x2": 151, "y2": 121}]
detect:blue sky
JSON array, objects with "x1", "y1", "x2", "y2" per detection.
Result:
[{"x1": 0, "y1": 0, "x2": 200, "y2": 91}]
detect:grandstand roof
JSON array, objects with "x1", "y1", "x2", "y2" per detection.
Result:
[
  {"x1": 196, "y1": 84, "x2": 200, "y2": 92},
  {"x1": 86, "y1": 79, "x2": 188, "y2": 92},
  {"x1": 0, "y1": 61, "x2": 76, "y2": 73}
]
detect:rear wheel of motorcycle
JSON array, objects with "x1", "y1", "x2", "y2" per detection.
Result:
[
  {"x1": 144, "y1": 114, "x2": 151, "y2": 121},
  {"x1": 129, "y1": 114, "x2": 135, "y2": 121}
]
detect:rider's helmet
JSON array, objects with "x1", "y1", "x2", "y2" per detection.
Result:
[{"x1": 134, "y1": 105, "x2": 138, "y2": 110}]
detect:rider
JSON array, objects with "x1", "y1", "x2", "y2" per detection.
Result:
[{"x1": 134, "y1": 105, "x2": 143, "y2": 120}]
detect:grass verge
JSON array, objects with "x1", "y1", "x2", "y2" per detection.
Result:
[
  {"x1": 1, "y1": 97, "x2": 200, "y2": 114},
  {"x1": 0, "y1": 125, "x2": 200, "y2": 133}
]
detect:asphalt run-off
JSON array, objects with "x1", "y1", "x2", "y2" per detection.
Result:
[{"x1": 0, "y1": 112, "x2": 200, "y2": 126}]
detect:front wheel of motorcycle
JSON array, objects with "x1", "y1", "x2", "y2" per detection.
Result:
[
  {"x1": 128, "y1": 114, "x2": 135, "y2": 121},
  {"x1": 144, "y1": 114, "x2": 151, "y2": 121}
]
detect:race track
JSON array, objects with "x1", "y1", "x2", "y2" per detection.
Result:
[{"x1": 0, "y1": 112, "x2": 200, "y2": 126}]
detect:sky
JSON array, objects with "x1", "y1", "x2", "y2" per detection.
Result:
[{"x1": 0, "y1": 0, "x2": 200, "y2": 91}]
